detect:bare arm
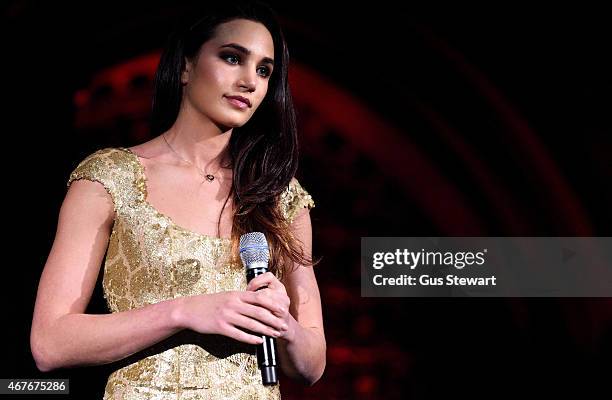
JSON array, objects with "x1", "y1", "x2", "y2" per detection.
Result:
[
  {"x1": 278, "y1": 206, "x2": 326, "y2": 385},
  {"x1": 30, "y1": 180, "x2": 185, "y2": 371},
  {"x1": 245, "y1": 206, "x2": 326, "y2": 385}
]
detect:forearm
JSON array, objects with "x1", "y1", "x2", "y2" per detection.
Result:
[
  {"x1": 277, "y1": 316, "x2": 326, "y2": 386},
  {"x1": 34, "y1": 297, "x2": 185, "y2": 371}
]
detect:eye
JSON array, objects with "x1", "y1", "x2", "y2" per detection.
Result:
[
  {"x1": 221, "y1": 53, "x2": 240, "y2": 65},
  {"x1": 257, "y1": 66, "x2": 272, "y2": 78},
  {"x1": 221, "y1": 53, "x2": 272, "y2": 78}
]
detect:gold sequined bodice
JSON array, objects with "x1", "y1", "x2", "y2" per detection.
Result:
[{"x1": 67, "y1": 147, "x2": 315, "y2": 400}]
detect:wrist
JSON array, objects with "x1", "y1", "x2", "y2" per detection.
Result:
[
  {"x1": 169, "y1": 296, "x2": 188, "y2": 330},
  {"x1": 283, "y1": 314, "x2": 299, "y2": 343}
]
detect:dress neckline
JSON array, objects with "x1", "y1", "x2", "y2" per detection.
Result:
[{"x1": 119, "y1": 147, "x2": 231, "y2": 243}]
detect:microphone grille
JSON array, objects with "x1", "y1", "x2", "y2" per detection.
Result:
[{"x1": 239, "y1": 232, "x2": 270, "y2": 267}]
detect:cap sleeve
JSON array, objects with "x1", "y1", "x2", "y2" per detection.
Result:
[
  {"x1": 280, "y1": 178, "x2": 315, "y2": 224},
  {"x1": 66, "y1": 147, "x2": 133, "y2": 212}
]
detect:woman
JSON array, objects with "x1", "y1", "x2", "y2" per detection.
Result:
[{"x1": 30, "y1": 1, "x2": 326, "y2": 398}]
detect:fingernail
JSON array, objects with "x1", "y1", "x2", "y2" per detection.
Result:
[{"x1": 273, "y1": 331, "x2": 281, "y2": 337}]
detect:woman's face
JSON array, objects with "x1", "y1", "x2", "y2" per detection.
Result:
[{"x1": 181, "y1": 18, "x2": 275, "y2": 130}]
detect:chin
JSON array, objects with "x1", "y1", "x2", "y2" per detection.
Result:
[
  {"x1": 222, "y1": 114, "x2": 251, "y2": 128},
  {"x1": 207, "y1": 107, "x2": 250, "y2": 130},
  {"x1": 214, "y1": 118, "x2": 247, "y2": 132}
]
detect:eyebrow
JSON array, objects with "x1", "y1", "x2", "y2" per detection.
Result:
[{"x1": 219, "y1": 43, "x2": 274, "y2": 66}]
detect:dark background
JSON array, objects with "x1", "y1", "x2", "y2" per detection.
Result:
[{"x1": 4, "y1": 1, "x2": 611, "y2": 399}]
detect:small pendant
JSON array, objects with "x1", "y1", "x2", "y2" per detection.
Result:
[{"x1": 205, "y1": 174, "x2": 215, "y2": 182}]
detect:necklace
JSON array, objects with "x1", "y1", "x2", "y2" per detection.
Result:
[{"x1": 162, "y1": 134, "x2": 219, "y2": 182}]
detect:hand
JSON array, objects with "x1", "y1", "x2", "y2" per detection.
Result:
[
  {"x1": 176, "y1": 282, "x2": 290, "y2": 345},
  {"x1": 246, "y1": 271, "x2": 293, "y2": 341}
]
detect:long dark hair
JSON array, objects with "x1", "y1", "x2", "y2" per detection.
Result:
[{"x1": 151, "y1": 1, "x2": 315, "y2": 277}]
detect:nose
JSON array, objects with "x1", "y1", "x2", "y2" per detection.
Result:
[{"x1": 237, "y1": 65, "x2": 257, "y2": 92}]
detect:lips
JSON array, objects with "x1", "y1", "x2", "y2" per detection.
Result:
[{"x1": 224, "y1": 95, "x2": 251, "y2": 108}]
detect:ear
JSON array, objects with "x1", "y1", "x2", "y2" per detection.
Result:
[{"x1": 181, "y1": 57, "x2": 192, "y2": 85}]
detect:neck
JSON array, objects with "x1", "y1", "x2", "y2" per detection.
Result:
[{"x1": 163, "y1": 108, "x2": 233, "y2": 172}]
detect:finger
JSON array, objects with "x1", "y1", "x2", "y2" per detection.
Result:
[
  {"x1": 257, "y1": 291, "x2": 290, "y2": 317},
  {"x1": 224, "y1": 325, "x2": 266, "y2": 345},
  {"x1": 247, "y1": 272, "x2": 280, "y2": 291},
  {"x1": 240, "y1": 302, "x2": 287, "y2": 331},
  {"x1": 246, "y1": 271, "x2": 276, "y2": 290},
  {"x1": 232, "y1": 313, "x2": 282, "y2": 339},
  {"x1": 242, "y1": 291, "x2": 288, "y2": 318}
]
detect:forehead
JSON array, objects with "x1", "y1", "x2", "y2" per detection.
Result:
[{"x1": 207, "y1": 19, "x2": 274, "y2": 59}]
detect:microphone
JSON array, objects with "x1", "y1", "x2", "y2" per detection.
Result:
[{"x1": 239, "y1": 232, "x2": 279, "y2": 386}]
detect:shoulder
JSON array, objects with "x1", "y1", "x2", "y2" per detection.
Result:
[
  {"x1": 279, "y1": 177, "x2": 315, "y2": 224},
  {"x1": 67, "y1": 147, "x2": 133, "y2": 181},
  {"x1": 66, "y1": 147, "x2": 140, "y2": 211}
]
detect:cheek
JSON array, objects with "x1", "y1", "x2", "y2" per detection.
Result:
[
  {"x1": 194, "y1": 67, "x2": 225, "y2": 96},
  {"x1": 185, "y1": 71, "x2": 229, "y2": 114}
]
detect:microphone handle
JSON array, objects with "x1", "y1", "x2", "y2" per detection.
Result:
[{"x1": 246, "y1": 266, "x2": 279, "y2": 385}]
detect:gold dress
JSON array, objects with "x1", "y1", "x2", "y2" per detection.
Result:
[{"x1": 67, "y1": 147, "x2": 315, "y2": 400}]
